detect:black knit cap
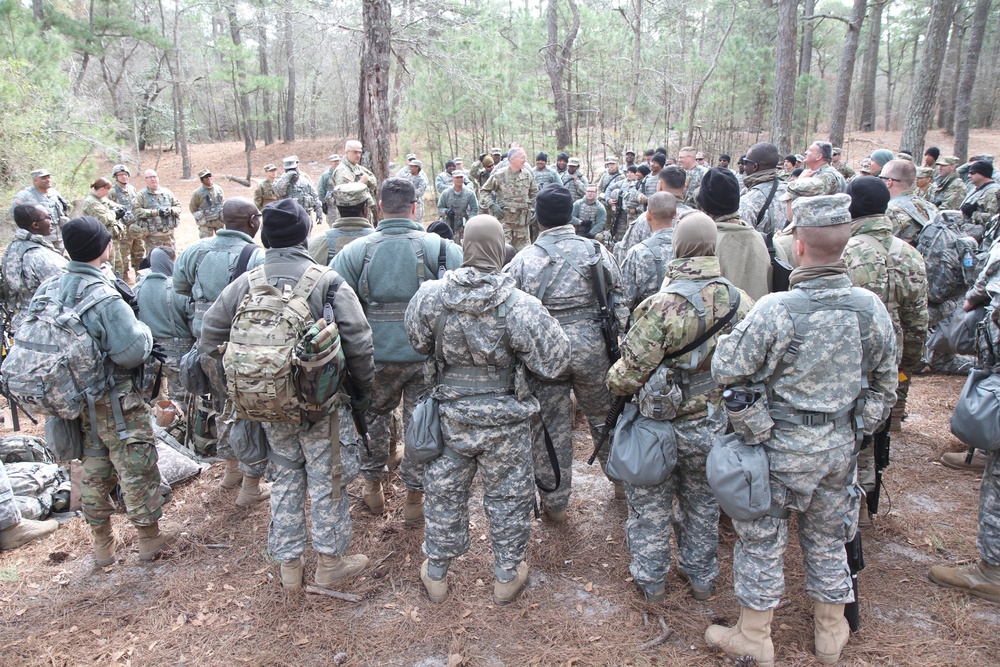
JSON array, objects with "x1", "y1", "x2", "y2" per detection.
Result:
[
  {"x1": 696, "y1": 167, "x2": 740, "y2": 217},
  {"x1": 969, "y1": 160, "x2": 994, "y2": 179},
  {"x1": 845, "y1": 176, "x2": 890, "y2": 219},
  {"x1": 262, "y1": 198, "x2": 311, "y2": 248},
  {"x1": 63, "y1": 216, "x2": 112, "y2": 262},
  {"x1": 427, "y1": 219, "x2": 454, "y2": 240},
  {"x1": 535, "y1": 183, "x2": 574, "y2": 228}
]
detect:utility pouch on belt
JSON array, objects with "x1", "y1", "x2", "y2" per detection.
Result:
[
  {"x1": 637, "y1": 365, "x2": 682, "y2": 421},
  {"x1": 724, "y1": 384, "x2": 773, "y2": 444}
]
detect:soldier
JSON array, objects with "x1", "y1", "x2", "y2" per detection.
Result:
[
  {"x1": 624, "y1": 148, "x2": 636, "y2": 169},
  {"x1": 437, "y1": 170, "x2": 479, "y2": 244},
  {"x1": 189, "y1": 169, "x2": 225, "y2": 238},
  {"x1": 0, "y1": 460, "x2": 59, "y2": 551},
  {"x1": 739, "y1": 142, "x2": 789, "y2": 235},
  {"x1": 9, "y1": 168, "x2": 70, "y2": 253},
  {"x1": 562, "y1": 157, "x2": 589, "y2": 200},
  {"x1": 928, "y1": 156, "x2": 967, "y2": 211},
  {"x1": 478, "y1": 148, "x2": 539, "y2": 250},
  {"x1": 554, "y1": 151, "x2": 569, "y2": 179},
  {"x1": 133, "y1": 169, "x2": 181, "y2": 251},
  {"x1": 253, "y1": 164, "x2": 280, "y2": 210},
  {"x1": 405, "y1": 214, "x2": 571, "y2": 605},
  {"x1": 617, "y1": 166, "x2": 691, "y2": 263},
  {"x1": 435, "y1": 160, "x2": 457, "y2": 195},
  {"x1": 915, "y1": 167, "x2": 934, "y2": 198},
  {"x1": 505, "y1": 184, "x2": 628, "y2": 520},
  {"x1": 876, "y1": 159, "x2": 939, "y2": 246},
  {"x1": 401, "y1": 158, "x2": 430, "y2": 222},
  {"x1": 867, "y1": 148, "x2": 895, "y2": 177},
  {"x1": 59, "y1": 216, "x2": 182, "y2": 566},
  {"x1": 108, "y1": 165, "x2": 144, "y2": 278},
  {"x1": 841, "y1": 176, "x2": 928, "y2": 520},
  {"x1": 81, "y1": 178, "x2": 128, "y2": 276},
  {"x1": 609, "y1": 212, "x2": 752, "y2": 602},
  {"x1": 639, "y1": 154, "x2": 665, "y2": 206},
  {"x1": 317, "y1": 154, "x2": 342, "y2": 210},
  {"x1": 678, "y1": 146, "x2": 707, "y2": 208},
  {"x1": 597, "y1": 157, "x2": 622, "y2": 198},
  {"x1": 1, "y1": 204, "x2": 68, "y2": 329},
  {"x1": 831, "y1": 148, "x2": 856, "y2": 181},
  {"x1": 471, "y1": 155, "x2": 495, "y2": 197},
  {"x1": 619, "y1": 192, "x2": 677, "y2": 312},
  {"x1": 800, "y1": 141, "x2": 847, "y2": 194},
  {"x1": 923, "y1": 146, "x2": 941, "y2": 171},
  {"x1": 531, "y1": 152, "x2": 561, "y2": 189},
  {"x1": 199, "y1": 199, "x2": 375, "y2": 592},
  {"x1": 961, "y1": 161, "x2": 1000, "y2": 247},
  {"x1": 333, "y1": 140, "x2": 378, "y2": 217},
  {"x1": 708, "y1": 194, "x2": 898, "y2": 667},
  {"x1": 571, "y1": 184, "x2": 607, "y2": 239},
  {"x1": 273, "y1": 156, "x2": 322, "y2": 224},
  {"x1": 332, "y1": 178, "x2": 463, "y2": 523},
  {"x1": 309, "y1": 182, "x2": 376, "y2": 266}
]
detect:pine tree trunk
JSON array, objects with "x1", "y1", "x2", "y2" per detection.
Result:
[
  {"x1": 258, "y1": 15, "x2": 274, "y2": 146},
  {"x1": 829, "y1": 0, "x2": 867, "y2": 149},
  {"x1": 858, "y1": 0, "x2": 884, "y2": 132},
  {"x1": 938, "y1": 5, "x2": 966, "y2": 133},
  {"x1": 283, "y1": 1, "x2": 295, "y2": 143},
  {"x1": 900, "y1": 0, "x2": 959, "y2": 156},
  {"x1": 359, "y1": 0, "x2": 391, "y2": 185},
  {"x1": 227, "y1": 7, "x2": 255, "y2": 179},
  {"x1": 545, "y1": 0, "x2": 581, "y2": 150},
  {"x1": 953, "y1": 0, "x2": 993, "y2": 161},
  {"x1": 799, "y1": 0, "x2": 815, "y2": 76},
  {"x1": 771, "y1": 0, "x2": 798, "y2": 152}
]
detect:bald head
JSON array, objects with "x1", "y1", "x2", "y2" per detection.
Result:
[
  {"x1": 882, "y1": 159, "x2": 916, "y2": 189},
  {"x1": 746, "y1": 142, "x2": 780, "y2": 171},
  {"x1": 647, "y1": 192, "x2": 677, "y2": 230},
  {"x1": 223, "y1": 197, "x2": 261, "y2": 237}
]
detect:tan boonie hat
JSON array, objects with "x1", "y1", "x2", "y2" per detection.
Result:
[
  {"x1": 31, "y1": 168, "x2": 51, "y2": 178},
  {"x1": 916, "y1": 166, "x2": 934, "y2": 179},
  {"x1": 334, "y1": 182, "x2": 369, "y2": 207},
  {"x1": 482, "y1": 156, "x2": 495, "y2": 167},
  {"x1": 778, "y1": 176, "x2": 824, "y2": 201},
  {"x1": 263, "y1": 164, "x2": 277, "y2": 172},
  {"x1": 197, "y1": 169, "x2": 212, "y2": 179},
  {"x1": 568, "y1": 157, "x2": 581, "y2": 167},
  {"x1": 792, "y1": 193, "x2": 852, "y2": 227}
]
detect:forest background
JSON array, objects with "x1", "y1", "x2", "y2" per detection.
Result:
[{"x1": 1, "y1": 0, "x2": 998, "y2": 234}]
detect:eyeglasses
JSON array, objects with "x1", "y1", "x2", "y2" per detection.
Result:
[
  {"x1": 877, "y1": 175, "x2": 900, "y2": 183},
  {"x1": 696, "y1": 158, "x2": 705, "y2": 162},
  {"x1": 740, "y1": 158, "x2": 759, "y2": 167}
]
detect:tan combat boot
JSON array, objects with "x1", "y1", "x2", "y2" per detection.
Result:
[
  {"x1": 235, "y1": 476, "x2": 271, "y2": 508},
  {"x1": 314, "y1": 553, "x2": 368, "y2": 587},
  {"x1": 941, "y1": 449, "x2": 988, "y2": 471},
  {"x1": 0, "y1": 518, "x2": 58, "y2": 551},
  {"x1": 814, "y1": 602, "x2": 850, "y2": 664},
  {"x1": 613, "y1": 482, "x2": 626, "y2": 500},
  {"x1": 420, "y1": 559, "x2": 449, "y2": 604},
  {"x1": 494, "y1": 561, "x2": 529, "y2": 605},
  {"x1": 705, "y1": 607, "x2": 775, "y2": 667},
  {"x1": 362, "y1": 479, "x2": 385, "y2": 514},
  {"x1": 91, "y1": 522, "x2": 117, "y2": 566},
  {"x1": 220, "y1": 459, "x2": 243, "y2": 489},
  {"x1": 280, "y1": 556, "x2": 304, "y2": 591},
  {"x1": 136, "y1": 521, "x2": 180, "y2": 561},
  {"x1": 403, "y1": 490, "x2": 424, "y2": 526},
  {"x1": 858, "y1": 492, "x2": 872, "y2": 528},
  {"x1": 541, "y1": 503, "x2": 568, "y2": 524},
  {"x1": 929, "y1": 560, "x2": 1000, "y2": 604}
]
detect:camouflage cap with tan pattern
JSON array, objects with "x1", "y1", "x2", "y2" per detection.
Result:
[{"x1": 334, "y1": 182, "x2": 369, "y2": 207}]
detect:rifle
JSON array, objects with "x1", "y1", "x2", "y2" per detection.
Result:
[
  {"x1": 0, "y1": 305, "x2": 37, "y2": 431},
  {"x1": 845, "y1": 528, "x2": 864, "y2": 632},
  {"x1": 586, "y1": 251, "x2": 622, "y2": 465},
  {"x1": 867, "y1": 418, "x2": 891, "y2": 515},
  {"x1": 609, "y1": 188, "x2": 626, "y2": 241},
  {"x1": 588, "y1": 394, "x2": 628, "y2": 465},
  {"x1": 342, "y1": 375, "x2": 371, "y2": 456}
]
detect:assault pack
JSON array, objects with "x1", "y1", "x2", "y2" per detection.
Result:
[{"x1": 913, "y1": 212, "x2": 977, "y2": 304}]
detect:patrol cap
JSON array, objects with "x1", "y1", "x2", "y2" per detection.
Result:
[
  {"x1": 794, "y1": 154, "x2": 806, "y2": 164},
  {"x1": 452, "y1": 170, "x2": 466, "y2": 179},
  {"x1": 791, "y1": 193, "x2": 852, "y2": 228},
  {"x1": 625, "y1": 148, "x2": 636, "y2": 155},
  {"x1": 405, "y1": 153, "x2": 417, "y2": 161},
  {"x1": 31, "y1": 168, "x2": 51, "y2": 178},
  {"x1": 778, "y1": 176, "x2": 824, "y2": 202},
  {"x1": 606, "y1": 156, "x2": 618, "y2": 164},
  {"x1": 568, "y1": 157, "x2": 581, "y2": 167},
  {"x1": 197, "y1": 169, "x2": 212, "y2": 179},
  {"x1": 832, "y1": 147, "x2": 843, "y2": 156},
  {"x1": 936, "y1": 156, "x2": 960, "y2": 166},
  {"x1": 453, "y1": 157, "x2": 464, "y2": 164},
  {"x1": 263, "y1": 163, "x2": 277, "y2": 172},
  {"x1": 329, "y1": 154, "x2": 341, "y2": 162},
  {"x1": 282, "y1": 155, "x2": 299, "y2": 168},
  {"x1": 112, "y1": 164, "x2": 130, "y2": 176},
  {"x1": 915, "y1": 166, "x2": 934, "y2": 179},
  {"x1": 970, "y1": 154, "x2": 994, "y2": 163},
  {"x1": 333, "y1": 182, "x2": 369, "y2": 207},
  {"x1": 489, "y1": 147, "x2": 502, "y2": 155},
  {"x1": 409, "y1": 159, "x2": 422, "y2": 168},
  {"x1": 895, "y1": 152, "x2": 914, "y2": 162}
]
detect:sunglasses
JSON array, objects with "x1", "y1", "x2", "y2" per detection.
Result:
[{"x1": 877, "y1": 175, "x2": 900, "y2": 183}]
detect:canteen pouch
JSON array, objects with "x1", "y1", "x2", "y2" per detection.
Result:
[
  {"x1": 724, "y1": 386, "x2": 773, "y2": 444},
  {"x1": 606, "y1": 402, "x2": 677, "y2": 486},
  {"x1": 179, "y1": 344, "x2": 212, "y2": 396},
  {"x1": 44, "y1": 416, "x2": 85, "y2": 462},
  {"x1": 229, "y1": 418, "x2": 269, "y2": 468},
  {"x1": 706, "y1": 431, "x2": 786, "y2": 521},
  {"x1": 950, "y1": 369, "x2": 1000, "y2": 452},
  {"x1": 405, "y1": 395, "x2": 444, "y2": 464},
  {"x1": 637, "y1": 365, "x2": 682, "y2": 421}
]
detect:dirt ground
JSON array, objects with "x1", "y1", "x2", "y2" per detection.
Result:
[{"x1": 4, "y1": 131, "x2": 1000, "y2": 666}]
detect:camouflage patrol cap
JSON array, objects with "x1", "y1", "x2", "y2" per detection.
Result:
[
  {"x1": 794, "y1": 154, "x2": 806, "y2": 164},
  {"x1": 832, "y1": 147, "x2": 843, "y2": 156},
  {"x1": 936, "y1": 156, "x2": 960, "y2": 166},
  {"x1": 778, "y1": 176, "x2": 824, "y2": 201},
  {"x1": 263, "y1": 164, "x2": 277, "y2": 173},
  {"x1": 625, "y1": 148, "x2": 636, "y2": 155},
  {"x1": 791, "y1": 193, "x2": 852, "y2": 227},
  {"x1": 489, "y1": 147, "x2": 502, "y2": 155},
  {"x1": 896, "y1": 152, "x2": 914, "y2": 162},
  {"x1": 971, "y1": 154, "x2": 995, "y2": 163},
  {"x1": 452, "y1": 170, "x2": 466, "y2": 179},
  {"x1": 606, "y1": 156, "x2": 618, "y2": 164},
  {"x1": 568, "y1": 157, "x2": 581, "y2": 167},
  {"x1": 405, "y1": 153, "x2": 417, "y2": 161},
  {"x1": 197, "y1": 169, "x2": 212, "y2": 179},
  {"x1": 409, "y1": 159, "x2": 422, "y2": 167},
  {"x1": 31, "y1": 168, "x2": 50, "y2": 178},
  {"x1": 453, "y1": 157, "x2": 464, "y2": 164},
  {"x1": 334, "y1": 182, "x2": 369, "y2": 207},
  {"x1": 329, "y1": 154, "x2": 341, "y2": 162},
  {"x1": 112, "y1": 164, "x2": 130, "y2": 176},
  {"x1": 915, "y1": 166, "x2": 934, "y2": 179},
  {"x1": 282, "y1": 155, "x2": 299, "y2": 168}
]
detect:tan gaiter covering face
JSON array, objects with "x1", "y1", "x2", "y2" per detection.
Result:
[
  {"x1": 461, "y1": 215, "x2": 506, "y2": 272},
  {"x1": 672, "y1": 212, "x2": 718, "y2": 259}
]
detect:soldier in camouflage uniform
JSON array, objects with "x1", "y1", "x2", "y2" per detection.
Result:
[
  {"x1": 253, "y1": 164, "x2": 280, "y2": 210},
  {"x1": 505, "y1": 184, "x2": 628, "y2": 520},
  {"x1": 199, "y1": 200, "x2": 375, "y2": 591},
  {"x1": 608, "y1": 212, "x2": 752, "y2": 603},
  {"x1": 135, "y1": 247, "x2": 193, "y2": 404},
  {"x1": 9, "y1": 168, "x2": 70, "y2": 253},
  {"x1": 571, "y1": 185, "x2": 606, "y2": 239},
  {"x1": 961, "y1": 161, "x2": 1000, "y2": 247},
  {"x1": 108, "y1": 165, "x2": 144, "y2": 277},
  {"x1": 54, "y1": 217, "x2": 180, "y2": 566},
  {"x1": 308, "y1": 182, "x2": 376, "y2": 266},
  {"x1": 562, "y1": 157, "x2": 589, "y2": 200},
  {"x1": 739, "y1": 142, "x2": 789, "y2": 234},
  {"x1": 801, "y1": 141, "x2": 847, "y2": 195},
  {"x1": 82, "y1": 178, "x2": 128, "y2": 276},
  {"x1": 531, "y1": 153, "x2": 561, "y2": 190},
  {"x1": 273, "y1": 156, "x2": 322, "y2": 224},
  {"x1": 598, "y1": 157, "x2": 623, "y2": 198},
  {"x1": 478, "y1": 148, "x2": 539, "y2": 251},
  {"x1": 134, "y1": 170, "x2": 181, "y2": 251},
  {"x1": 678, "y1": 147, "x2": 708, "y2": 208},
  {"x1": 189, "y1": 169, "x2": 225, "y2": 238},
  {"x1": 915, "y1": 166, "x2": 934, "y2": 198},
  {"x1": 437, "y1": 170, "x2": 479, "y2": 244},
  {"x1": 616, "y1": 167, "x2": 691, "y2": 264},
  {"x1": 708, "y1": 195, "x2": 898, "y2": 667},
  {"x1": 316, "y1": 154, "x2": 342, "y2": 217},
  {"x1": 639, "y1": 155, "x2": 664, "y2": 207},
  {"x1": 620, "y1": 193, "x2": 677, "y2": 312},
  {"x1": 404, "y1": 214, "x2": 571, "y2": 605},
  {"x1": 0, "y1": 460, "x2": 59, "y2": 551},
  {"x1": 831, "y1": 148, "x2": 856, "y2": 181},
  {"x1": 333, "y1": 140, "x2": 378, "y2": 218},
  {"x1": 928, "y1": 156, "x2": 966, "y2": 211},
  {"x1": 1, "y1": 204, "x2": 68, "y2": 329},
  {"x1": 841, "y1": 176, "x2": 928, "y2": 519},
  {"x1": 401, "y1": 159, "x2": 430, "y2": 222},
  {"x1": 881, "y1": 159, "x2": 939, "y2": 245}
]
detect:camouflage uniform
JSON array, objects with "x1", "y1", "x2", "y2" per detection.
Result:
[
  {"x1": 135, "y1": 271, "x2": 194, "y2": 403},
  {"x1": 0, "y1": 229, "x2": 67, "y2": 329},
  {"x1": 810, "y1": 163, "x2": 847, "y2": 195},
  {"x1": 711, "y1": 270, "x2": 898, "y2": 610},
  {"x1": 9, "y1": 185, "x2": 69, "y2": 252},
  {"x1": 561, "y1": 170, "x2": 589, "y2": 201},
  {"x1": 400, "y1": 169, "x2": 430, "y2": 222},
  {"x1": 833, "y1": 162, "x2": 856, "y2": 182},
  {"x1": 273, "y1": 171, "x2": 321, "y2": 223},
  {"x1": 108, "y1": 181, "x2": 144, "y2": 273},
  {"x1": 82, "y1": 194, "x2": 128, "y2": 275},
  {"x1": 437, "y1": 186, "x2": 479, "y2": 241},
  {"x1": 608, "y1": 255, "x2": 751, "y2": 596},
  {"x1": 308, "y1": 217, "x2": 375, "y2": 267},
  {"x1": 0, "y1": 461, "x2": 22, "y2": 531},
  {"x1": 134, "y1": 187, "x2": 181, "y2": 251},
  {"x1": 616, "y1": 204, "x2": 694, "y2": 265},
  {"x1": 886, "y1": 191, "x2": 939, "y2": 246},
  {"x1": 478, "y1": 167, "x2": 539, "y2": 250},
  {"x1": 405, "y1": 267, "x2": 570, "y2": 581},
  {"x1": 598, "y1": 169, "x2": 623, "y2": 197},
  {"x1": 505, "y1": 226, "x2": 627, "y2": 511},
  {"x1": 620, "y1": 227, "x2": 674, "y2": 312},
  {"x1": 253, "y1": 179, "x2": 279, "y2": 210},
  {"x1": 978, "y1": 450, "x2": 1000, "y2": 566},
  {"x1": 684, "y1": 165, "x2": 708, "y2": 207},
  {"x1": 928, "y1": 173, "x2": 968, "y2": 211},
  {"x1": 739, "y1": 171, "x2": 789, "y2": 234},
  {"x1": 532, "y1": 166, "x2": 562, "y2": 189},
  {"x1": 189, "y1": 184, "x2": 225, "y2": 238},
  {"x1": 332, "y1": 161, "x2": 378, "y2": 209},
  {"x1": 571, "y1": 198, "x2": 607, "y2": 238},
  {"x1": 962, "y1": 182, "x2": 1000, "y2": 247}
]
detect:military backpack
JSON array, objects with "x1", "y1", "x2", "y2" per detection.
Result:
[{"x1": 913, "y1": 214, "x2": 978, "y2": 304}]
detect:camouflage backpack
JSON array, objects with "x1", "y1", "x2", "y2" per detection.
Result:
[
  {"x1": 914, "y1": 215, "x2": 978, "y2": 304},
  {"x1": 223, "y1": 264, "x2": 345, "y2": 424}
]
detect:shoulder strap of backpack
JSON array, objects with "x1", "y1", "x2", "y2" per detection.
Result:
[
  {"x1": 532, "y1": 234, "x2": 591, "y2": 301},
  {"x1": 755, "y1": 179, "x2": 780, "y2": 228},
  {"x1": 230, "y1": 242, "x2": 258, "y2": 282},
  {"x1": 662, "y1": 282, "x2": 741, "y2": 360},
  {"x1": 246, "y1": 265, "x2": 269, "y2": 290},
  {"x1": 437, "y1": 238, "x2": 447, "y2": 279},
  {"x1": 290, "y1": 264, "x2": 328, "y2": 303}
]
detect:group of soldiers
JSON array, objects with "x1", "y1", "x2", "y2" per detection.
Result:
[{"x1": 2, "y1": 135, "x2": 1000, "y2": 667}]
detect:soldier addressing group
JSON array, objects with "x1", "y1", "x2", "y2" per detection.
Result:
[
  {"x1": 273, "y1": 156, "x2": 322, "y2": 225},
  {"x1": 478, "y1": 148, "x2": 538, "y2": 250},
  {"x1": 108, "y1": 164, "x2": 144, "y2": 277},
  {"x1": 133, "y1": 169, "x2": 181, "y2": 251},
  {"x1": 333, "y1": 140, "x2": 378, "y2": 223},
  {"x1": 189, "y1": 169, "x2": 225, "y2": 238}
]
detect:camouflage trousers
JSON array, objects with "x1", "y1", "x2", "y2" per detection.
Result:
[
  {"x1": 424, "y1": 413, "x2": 534, "y2": 582},
  {"x1": 530, "y1": 336, "x2": 614, "y2": 512},
  {"x1": 80, "y1": 393, "x2": 164, "y2": 527},
  {"x1": 624, "y1": 412, "x2": 726, "y2": 592},
  {"x1": 0, "y1": 461, "x2": 21, "y2": 531},
  {"x1": 501, "y1": 209, "x2": 532, "y2": 251},
  {"x1": 733, "y1": 446, "x2": 856, "y2": 610},
  {"x1": 197, "y1": 219, "x2": 224, "y2": 239},
  {"x1": 265, "y1": 416, "x2": 356, "y2": 562},
  {"x1": 121, "y1": 228, "x2": 146, "y2": 274},
  {"x1": 146, "y1": 233, "x2": 175, "y2": 252},
  {"x1": 363, "y1": 361, "x2": 427, "y2": 491},
  {"x1": 160, "y1": 355, "x2": 188, "y2": 405},
  {"x1": 979, "y1": 449, "x2": 1000, "y2": 565}
]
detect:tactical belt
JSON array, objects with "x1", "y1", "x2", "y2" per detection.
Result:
[
  {"x1": 769, "y1": 403, "x2": 854, "y2": 429},
  {"x1": 160, "y1": 337, "x2": 194, "y2": 356},
  {"x1": 551, "y1": 305, "x2": 600, "y2": 325},
  {"x1": 439, "y1": 366, "x2": 514, "y2": 393},
  {"x1": 677, "y1": 369, "x2": 717, "y2": 400},
  {"x1": 365, "y1": 302, "x2": 408, "y2": 322}
]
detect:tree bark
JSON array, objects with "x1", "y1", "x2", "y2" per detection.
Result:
[
  {"x1": 900, "y1": 0, "x2": 959, "y2": 156},
  {"x1": 953, "y1": 0, "x2": 992, "y2": 161},
  {"x1": 359, "y1": 0, "x2": 391, "y2": 186},
  {"x1": 799, "y1": 0, "x2": 815, "y2": 77},
  {"x1": 829, "y1": 0, "x2": 867, "y2": 148},
  {"x1": 771, "y1": 0, "x2": 798, "y2": 153},
  {"x1": 227, "y1": 6, "x2": 255, "y2": 180},
  {"x1": 687, "y1": 9, "x2": 737, "y2": 147},
  {"x1": 938, "y1": 3, "x2": 966, "y2": 133},
  {"x1": 858, "y1": 0, "x2": 884, "y2": 131},
  {"x1": 544, "y1": 0, "x2": 581, "y2": 150},
  {"x1": 283, "y1": 0, "x2": 295, "y2": 143},
  {"x1": 258, "y1": 12, "x2": 274, "y2": 146}
]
